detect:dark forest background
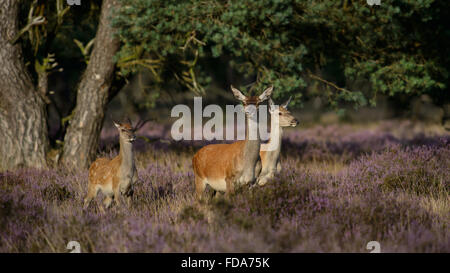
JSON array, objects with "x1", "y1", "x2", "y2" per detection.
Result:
[{"x1": 0, "y1": 0, "x2": 449, "y2": 171}]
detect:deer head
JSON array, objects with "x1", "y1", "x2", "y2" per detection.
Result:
[
  {"x1": 113, "y1": 120, "x2": 136, "y2": 143},
  {"x1": 268, "y1": 97, "x2": 299, "y2": 127},
  {"x1": 231, "y1": 85, "x2": 273, "y2": 116}
]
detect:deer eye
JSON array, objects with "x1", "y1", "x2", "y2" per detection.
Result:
[{"x1": 279, "y1": 112, "x2": 282, "y2": 115}]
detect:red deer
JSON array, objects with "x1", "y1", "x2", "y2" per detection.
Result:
[
  {"x1": 192, "y1": 85, "x2": 273, "y2": 199},
  {"x1": 83, "y1": 120, "x2": 137, "y2": 210},
  {"x1": 255, "y1": 97, "x2": 298, "y2": 186}
]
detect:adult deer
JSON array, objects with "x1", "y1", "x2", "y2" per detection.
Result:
[
  {"x1": 255, "y1": 97, "x2": 298, "y2": 186},
  {"x1": 83, "y1": 120, "x2": 137, "y2": 210},
  {"x1": 192, "y1": 85, "x2": 273, "y2": 199}
]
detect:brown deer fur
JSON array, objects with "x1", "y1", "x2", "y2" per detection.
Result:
[
  {"x1": 83, "y1": 122, "x2": 137, "y2": 210},
  {"x1": 192, "y1": 86, "x2": 273, "y2": 199}
]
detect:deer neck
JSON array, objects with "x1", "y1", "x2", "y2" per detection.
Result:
[
  {"x1": 266, "y1": 125, "x2": 283, "y2": 156},
  {"x1": 243, "y1": 112, "x2": 260, "y2": 166},
  {"x1": 119, "y1": 136, "x2": 134, "y2": 173}
]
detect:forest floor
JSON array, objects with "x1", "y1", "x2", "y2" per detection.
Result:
[{"x1": 0, "y1": 119, "x2": 449, "y2": 252}]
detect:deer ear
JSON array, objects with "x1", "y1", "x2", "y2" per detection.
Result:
[
  {"x1": 231, "y1": 85, "x2": 247, "y2": 102},
  {"x1": 113, "y1": 121, "x2": 121, "y2": 128},
  {"x1": 258, "y1": 85, "x2": 273, "y2": 102},
  {"x1": 268, "y1": 98, "x2": 276, "y2": 113},
  {"x1": 281, "y1": 96, "x2": 292, "y2": 109}
]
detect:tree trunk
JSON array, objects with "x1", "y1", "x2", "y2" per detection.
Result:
[
  {"x1": 0, "y1": 0, "x2": 49, "y2": 171},
  {"x1": 61, "y1": 0, "x2": 120, "y2": 170}
]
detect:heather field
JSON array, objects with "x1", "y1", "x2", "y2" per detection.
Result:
[{"x1": 0, "y1": 120, "x2": 449, "y2": 253}]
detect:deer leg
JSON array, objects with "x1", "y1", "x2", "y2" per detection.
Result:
[
  {"x1": 257, "y1": 175, "x2": 269, "y2": 186},
  {"x1": 225, "y1": 177, "x2": 235, "y2": 196},
  {"x1": 195, "y1": 176, "x2": 206, "y2": 201},
  {"x1": 258, "y1": 171, "x2": 275, "y2": 186},
  {"x1": 214, "y1": 191, "x2": 225, "y2": 199},
  {"x1": 114, "y1": 189, "x2": 121, "y2": 206},
  {"x1": 126, "y1": 195, "x2": 132, "y2": 208},
  {"x1": 127, "y1": 174, "x2": 137, "y2": 208},
  {"x1": 255, "y1": 160, "x2": 262, "y2": 179},
  {"x1": 83, "y1": 184, "x2": 98, "y2": 209},
  {"x1": 125, "y1": 186, "x2": 133, "y2": 208},
  {"x1": 103, "y1": 196, "x2": 113, "y2": 209}
]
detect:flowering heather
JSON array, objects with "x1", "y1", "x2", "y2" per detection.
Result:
[{"x1": 0, "y1": 120, "x2": 448, "y2": 252}]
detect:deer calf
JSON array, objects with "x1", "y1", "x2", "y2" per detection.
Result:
[
  {"x1": 83, "y1": 121, "x2": 137, "y2": 210},
  {"x1": 255, "y1": 97, "x2": 298, "y2": 186}
]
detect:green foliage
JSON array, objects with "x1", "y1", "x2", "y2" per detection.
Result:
[
  {"x1": 113, "y1": 0, "x2": 307, "y2": 101},
  {"x1": 313, "y1": 0, "x2": 449, "y2": 102},
  {"x1": 18, "y1": 0, "x2": 101, "y2": 98},
  {"x1": 113, "y1": 0, "x2": 449, "y2": 107},
  {"x1": 12, "y1": 0, "x2": 450, "y2": 110}
]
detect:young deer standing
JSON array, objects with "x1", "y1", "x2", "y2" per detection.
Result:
[
  {"x1": 192, "y1": 85, "x2": 273, "y2": 199},
  {"x1": 255, "y1": 97, "x2": 298, "y2": 186},
  {"x1": 83, "y1": 121, "x2": 137, "y2": 210}
]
